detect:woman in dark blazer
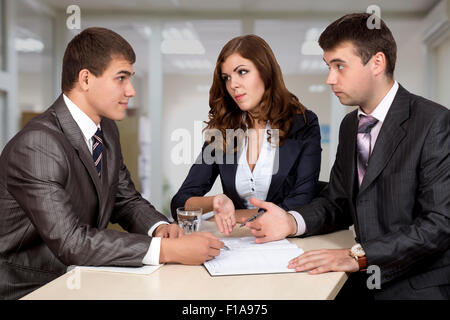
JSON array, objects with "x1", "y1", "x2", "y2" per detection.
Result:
[{"x1": 171, "y1": 35, "x2": 321, "y2": 235}]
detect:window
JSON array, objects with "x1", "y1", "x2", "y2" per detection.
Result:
[{"x1": 16, "y1": 0, "x2": 54, "y2": 119}]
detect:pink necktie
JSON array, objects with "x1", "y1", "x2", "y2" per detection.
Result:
[{"x1": 357, "y1": 115, "x2": 378, "y2": 186}]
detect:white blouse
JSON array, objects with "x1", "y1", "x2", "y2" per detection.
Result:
[{"x1": 235, "y1": 122, "x2": 276, "y2": 209}]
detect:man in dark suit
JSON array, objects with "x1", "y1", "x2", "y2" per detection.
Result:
[
  {"x1": 244, "y1": 13, "x2": 449, "y2": 299},
  {"x1": 0, "y1": 27, "x2": 223, "y2": 300}
]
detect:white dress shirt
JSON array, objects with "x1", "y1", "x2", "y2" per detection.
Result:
[
  {"x1": 235, "y1": 122, "x2": 300, "y2": 234},
  {"x1": 357, "y1": 81, "x2": 398, "y2": 147},
  {"x1": 235, "y1": 122, "x2": 275, "y2": 208},
  {"x1": 63, "y1": 94, "x2": 166, "y2": 265},
  {"x1": 291, "y1": 81, "x2": 399, "y2": 236}
]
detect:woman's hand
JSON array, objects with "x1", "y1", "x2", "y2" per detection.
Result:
[{"x1": 213, "y1": 194, "x2": 236, "y2": 235}]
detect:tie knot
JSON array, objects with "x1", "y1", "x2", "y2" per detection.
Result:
[{"x1": 358, "y1": 115, "x2": 378, "y2": 134}]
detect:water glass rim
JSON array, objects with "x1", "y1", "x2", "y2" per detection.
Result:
[{"x1": 176, "y1": 207, "x2": 202, "y2": 214}]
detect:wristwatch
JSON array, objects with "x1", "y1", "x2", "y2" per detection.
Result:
[{"x1": 350, "y1": 243, "x2": 368, "y2": 271}]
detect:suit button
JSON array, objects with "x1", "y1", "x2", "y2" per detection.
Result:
[{"x1": 251, "y1": 188, "x2": 255, "y2": 191}]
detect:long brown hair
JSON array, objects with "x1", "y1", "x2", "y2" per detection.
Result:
[{"x1": 206, "y1": 34, "x2": 306, "y2": 151}]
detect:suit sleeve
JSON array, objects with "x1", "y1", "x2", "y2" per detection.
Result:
[
  {"x1": 295, "y1": 114, "x2": 355, "y2": 236},
  {"x1": 278, "y1": 112, "x2": 322, "y2": 210},
  {"x1": 170, "y1": 142, "x2": 220, "y2": 220},
  {"x1": 5, "y1": 129, "x2": 152, "y2": 267},
  {"x1": 362, "y1": 110, "x2": 450, "y2": 283}
]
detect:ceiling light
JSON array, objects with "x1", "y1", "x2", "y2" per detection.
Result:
[
  {"x1": 172, "y1": 59, "x2": 212, "y2": 70},
  {"x1": 162, "y1": 39, "x2": 205, "y2": 55},
  {"x1": 15, "y1": 38, "x2": 44, "y2": 53},
  {"x1": 161, "y1": 26, "x2": 205, "y2": 55}
]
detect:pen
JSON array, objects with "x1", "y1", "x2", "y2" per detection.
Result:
[{"x1": 240, "y1": 208, "x2": 267, "y2": 227}]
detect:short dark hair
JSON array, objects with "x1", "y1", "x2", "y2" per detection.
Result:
[
  {"x1": 318, "y1": 13, "x2": 397, "y2": 78},
  {"x1": 61, "y1": 27, "x2": 136, "y2": 93}
]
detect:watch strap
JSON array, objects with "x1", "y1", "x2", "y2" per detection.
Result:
[{"x1": 358, "y1": 256, "x2": 368, "y2": 271}]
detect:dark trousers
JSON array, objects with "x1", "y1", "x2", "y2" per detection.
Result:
[{"x1": 336, "y1": 272, "x2": 450, "y2": 300}]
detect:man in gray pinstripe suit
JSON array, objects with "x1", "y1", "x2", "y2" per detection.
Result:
[
  {"x1": 0, "y1": 27, "x2": 223, "y2": 300},
  {"x1": 245, "y1": 13, "x2": 449, "y2": 299}
]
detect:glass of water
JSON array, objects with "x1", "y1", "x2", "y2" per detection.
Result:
[{"x1": 176, "y1": 207, "x2": 202, "y2": 234}]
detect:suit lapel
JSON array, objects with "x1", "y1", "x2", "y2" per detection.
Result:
[
  {"x1": 99, "y1": 119, "x2": 113, "y2": 188},
  {"x1": 266, "y1": 138, "x2": 302, "y2": 201},
  {"x1": 53, "y1": 95, "x2": 104, "y2": 213},
  {"x1": 344, "y1": 111, "x2": 358, "y2": 199},
  {"x1": 337, "y1": 111, "x2": 362, "y2": 236},
  {"x1": 358, "y1": 85, "x2": 410, "y2": 194},
  {"x1": 266, "y1": 115, "x2": 307, "y2": 201},
  {"x1": 97, "y1": 119, "x2": 116, "y2": 227}
]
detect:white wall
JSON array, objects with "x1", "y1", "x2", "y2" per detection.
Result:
[{"x1": 388, "y1": 18, "x2": 425, "y2": 95}]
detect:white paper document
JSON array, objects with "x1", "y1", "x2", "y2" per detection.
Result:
[
  {"x1": 204, "y1": 237, "x2": 304, "y2": 276},
  {"x1": 72, "y1": 264, "x2": 163, "y2": 275}
]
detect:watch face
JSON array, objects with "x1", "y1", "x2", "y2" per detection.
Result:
[{"x1": 351, "y1": 244, "x2": 365, "y2": 257}]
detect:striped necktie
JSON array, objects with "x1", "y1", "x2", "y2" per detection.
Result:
[
  {"x1": 356, "y1": 115, "x2": 378, "y2": 186},
  {"x1": 92, "y1": 128, "x2": 103, "y2": 176}
]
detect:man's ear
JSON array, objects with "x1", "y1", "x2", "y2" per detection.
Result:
[
  {"x1": 77, "y1": 69, "x2": 91, "y2": 91},
  {"x1": 371, "y1": 52, "x2": 387, "y2": 77}
]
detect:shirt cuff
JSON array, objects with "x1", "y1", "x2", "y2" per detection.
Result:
[
  {"x1": 142, "y1": 237, "x2": 162, "y2": 265},
  {"x1": 148, "y1": 221, "x2": 170, "y2": 237},
  {"x1": 142, "y1": 221, "x2": 170, "y2": 266},
  {"x1": 287, "y1": 210, "x2": 307, "y2": 236}
]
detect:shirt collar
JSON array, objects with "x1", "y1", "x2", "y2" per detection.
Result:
[
  {"x1": 63, "y1": 94, "x2": 100, "y2": 142},
  {"x1": 358, "y1": 80, "x2": 399, "y2": 122}
]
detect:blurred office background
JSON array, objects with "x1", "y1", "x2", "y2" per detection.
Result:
[{"x1": 1, "y1": 0, "x2": 449, "y2": 218}]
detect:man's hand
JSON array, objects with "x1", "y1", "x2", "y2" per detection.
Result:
[
  {"x1": 213, "y1": 194, "x2": 236, "y2": 235},
  {"x1": 154, "y1": 223, "x2": 184, "y2": 238},
  {"x1": 288, "y1": 249, "x2": 359, "y2": 274},
  {"x1": 242, "y1": 198, "x2": 297, "y2": 244},
  {"x1": 159, "y1": 232, "x2": 224, "y2": 265}
]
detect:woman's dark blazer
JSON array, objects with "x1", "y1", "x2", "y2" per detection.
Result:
[{"x1": 171, "y1": 110, "x2": 322, "y2": 220}]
